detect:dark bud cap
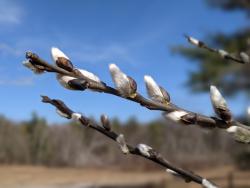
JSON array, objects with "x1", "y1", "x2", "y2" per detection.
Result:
[
  {"x1": 25, "y1": 51, "x2": 33, "y2": 59},
  {"x1": 79, "y1": 116, "x2": 90, "y2": 126},
  {"x1": 41, "y1": 96, "x2": 51, "y2": 103},
  {"x1": 180, "y1": 113, "x2": 197, "y2": 125},
  {"x1": 197, "y1": 41, "x2": 205, "y2": 48},
  {"x1": 127, "y1": 76, "x2": 137, "y2": 96},
  {"x1": 184, "y1": 34, "x2": 205, "y2": 48},
  {"x1": 217, "y1": 107, "x2": 232, "y2": 123},
  {"x1": 25, "y1": 51, "x2": 40, "y2": 61},
  {"x1": 159, "y1": 86, "x2": 170, "y2": 103},
  {"x1": 56, "y1": 57, "x2": 74, "y2": 72},
  {"x1": 68, "y1": 78, "x2": 89, "y2": 90}
]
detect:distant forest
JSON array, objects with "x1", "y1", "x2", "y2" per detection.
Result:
[{"x1": 0, "y1": 113, "x2": 248, "y2": 170}]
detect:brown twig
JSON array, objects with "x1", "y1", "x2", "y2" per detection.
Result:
[
  {"x1": 41, "y1": 95, "x2": 218, "y2": 187},
  {"x1": 184, "y1": 35, "x2": 250, "y2": 64}
]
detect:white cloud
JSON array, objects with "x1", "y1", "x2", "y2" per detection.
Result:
[{"x1": 0, "y1": 0, "x2": 23, "y2": 25}]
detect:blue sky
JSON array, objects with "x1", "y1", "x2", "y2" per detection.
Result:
[{"x1": 0, "y1": 0, "x2": 249, "y2": 123}]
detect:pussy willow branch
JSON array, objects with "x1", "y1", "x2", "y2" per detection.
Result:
[
  {"x1": 184, "y1": 35, "x2": 250, "y2": 64},
  {"x1": 41, "y1": 95, "x2": 218, "y2": 188},
  {"x1": 25, "y1": 51, "x2": 248, "y2": 131}
]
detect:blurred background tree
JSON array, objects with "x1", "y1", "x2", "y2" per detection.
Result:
[
  {"x1": 175, "y1": 0, "x2": 250, "y2": 169},
  {"x1": 22, "y1": 112, "x2": 49, "y2": 164},
  {"x1": 175, "y1": 0, "x2": 250, "y2": 96},
  {"x1": 0, "y1": 113, "x2": 238, "y2": 169},
  {"x1": 209, "y1": 0, "x2": 250, "y2": 12}
]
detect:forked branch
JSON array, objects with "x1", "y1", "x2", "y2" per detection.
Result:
[{"x1": 41, "y1": 95, "x2": 218, "y2": 188}]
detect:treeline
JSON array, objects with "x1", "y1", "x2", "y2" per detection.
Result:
[{"x1": 0, "y1": 113, "x2": 249, "y2": 169}]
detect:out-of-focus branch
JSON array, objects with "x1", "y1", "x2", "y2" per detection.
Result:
[
  {"x1": 22, "y1": 49, "x2": 250, "y2": 143},
  {"x1": 184, "y1": 35, "x2": 250, "y2": 64},
  {"x1": 41, "y1": 95, "x2": 218, "y2": 188}
]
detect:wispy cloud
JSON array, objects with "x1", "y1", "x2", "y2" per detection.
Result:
[
  {"x1": 69, "y1": 44, "x2": 135, "y2": 65},
  {"x1": 0, "y1": 77, "x2": 34, "y2": 86},
  {"x1": 0, "y1": 43, "x2": 23, "y2": 56},
  {"x1": 54, "y1": 30, "x2": 165, "y2": 67},
  {"x1": 0, "y1": 0, "x2": 23, "y2": 25}
]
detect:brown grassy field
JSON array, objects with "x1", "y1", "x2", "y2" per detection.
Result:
[{"x1": 0, "y1": 165, "x2": 249, "y2": 188}]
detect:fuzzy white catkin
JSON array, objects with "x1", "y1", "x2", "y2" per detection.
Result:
[
  {"x1": 51, "y1": 47, "x2": 69, "y2": 62},
  {"x1": 71, "y1": 113, "x2": 82, "y2": 121},
  {"x1": 22, "y1": 60, "x2": 34, "y2": 69},
  {"x1": 109, "y1": 64, "x2": 131, "y2": 97},
  {"x1": 226, "y1": 126, "x2": 238, "y2": 134},
  {"x1": 22, "y1": 60, "x2": 44, "y2": 74},
  {"x1": 51, "y1": 47, "x2": 101, "y2": 83},
  {"x1": 210, "y1": 85, "x2": 228, "y2": 115},
  {"x1": 202, "y1": 179, "x2": 218, "y2": 188},
  {"x1": 56, "y1": 74, "x2": 76, "y2": 90},
  {"x1": 240, "y1": 52, "x2": 250, "y2": 64},
  {"x1": 247, "y1": 106, "x2": 250, "y2": 117},
  {"x1": 76, "y1": 69, "x2": 101, "y2": 83},
  {"x1": 187, "y1": 36, "x2": 200, "y2": 46},
  {"x1": 166, "y1": 169, "x2": 178, "y2": 176},
  {"x1": 144, "y1": 75, "x2": 164, "y2": 102},
  {"x1": 137, "y1": 144, "x2": 152, "y2": 157},
  {"x1": 165, "y1": 111, "x2": 188, "y2": 122},
  {"x1": 218, "y1": 49, "x2": 229, "y2": 58},
  {"x1": 227, "y1": 126, "x2": 250, "y2": 143},
  {"x1": 116, "y1": 134, "x2": 129, "y2": 154},
  {"x1": 56, "y1": 109, "x2": 69, "y2": 118}
]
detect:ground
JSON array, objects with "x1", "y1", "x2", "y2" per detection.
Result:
[{"x1": 0, "y1": 165, "x2": 249, "y2": 188}]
